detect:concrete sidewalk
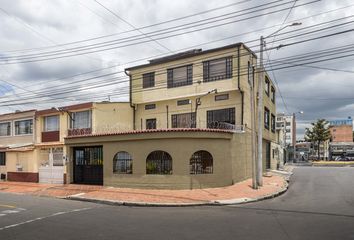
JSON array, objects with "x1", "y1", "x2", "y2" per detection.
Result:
[{"x1": 0, "y1": 174, "x2": 288, "y2": 206}]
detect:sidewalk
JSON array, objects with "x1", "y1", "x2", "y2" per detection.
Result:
[{"x1": 0, "y1": 173, "x2": 288, "y2": 206}]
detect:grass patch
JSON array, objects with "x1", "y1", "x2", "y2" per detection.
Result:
[{"x1": 313, "y1": 161, "x2": 354, "y2": 165}]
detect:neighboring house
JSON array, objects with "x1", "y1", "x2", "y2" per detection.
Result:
[
  {"x1": 0, "y1": 110, "x2": 37, "y2": 182},
  {"x1": 65, "y1": 42, "x2": 278, "y2": 189},
  {"x1": 329, "y1": 117, "x2": 353, "y2": 142}
]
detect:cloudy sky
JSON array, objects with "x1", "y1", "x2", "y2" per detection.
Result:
[{"x1": 0, "y1": 0, "x2": 353, "y2": 138}]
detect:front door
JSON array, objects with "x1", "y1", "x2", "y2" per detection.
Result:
[
  {"x1": 74, "y1": 146, "x2": 103, "y2": 185},
  {"x1": 266, "y1": 142, "x2": 271, "y2": 169}
]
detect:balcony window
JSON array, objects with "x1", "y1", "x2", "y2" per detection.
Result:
[
  {"x1": 203, "y1": 57, "x2": 232, "y2": 82},
  {"x1": 207, "y1": 108, "x2": 235, "y2": 129},
  {"x1": 171, "y1": 112, "x2": 196, "y2": 128},
  {"x1": 167, "y1": 65, "x2": 193, "y2": 88},
  {"x1": 0, "y1": 122, "x2": 11, "y2": 136},
  {"x1": 14, "y1": 119, "x2": 33, "y2": 135},
  {"x1": 264, "y1": 107, "x2": 270, "y2": 130},
  {"x1": 44, "y1": 115, "x2": 59, "y2": 132},
  {"x1": 142, "y1": 72, "x2": 155, "y2": 88},
  {"x1": 71, "y1": 110, "x2": 91, "y2": 129}
]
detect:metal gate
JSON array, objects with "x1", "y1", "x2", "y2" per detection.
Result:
[
  {"x1": 73, "y1": 146, "x2": 103, "y2": 185},
  {"x1": 38, "y1": 147, "x2": 64, "y2": 184}
]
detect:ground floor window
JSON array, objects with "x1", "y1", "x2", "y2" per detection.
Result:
[
  {"x1": 0, "y1": 152, "x2": 5, "y2": 166},
  {"x1": 146, "y1": 151, "x2": 172, "y2": 174},
  {"x1": 113, "y1": 151, "x2": 132, "y2": 174},
  {"x1": 190, "y1": 150, "x2": 213, "y2": 174}
]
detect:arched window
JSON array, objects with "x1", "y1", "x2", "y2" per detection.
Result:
[
  {"x1": 190, "y1": 151, "x2": 213, "y2": 174},
  {"x1": 146, "y1": 151, "x2": 172, "y2": 174},
  {"x1": 113, "y1": 151, "x2": 132, "y2": 174}
]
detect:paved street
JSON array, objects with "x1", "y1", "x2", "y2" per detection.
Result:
[{"x1": 0, "y1": 166, "x2": 353, "y2": 240}]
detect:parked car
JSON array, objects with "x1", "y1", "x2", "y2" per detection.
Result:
[{"x1": 335, "y1": 156, "x2": 350, "y2": 161}]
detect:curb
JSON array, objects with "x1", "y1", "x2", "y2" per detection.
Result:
[{"x1": 66, "y1": 177, "x2": 290, "y2": 207}]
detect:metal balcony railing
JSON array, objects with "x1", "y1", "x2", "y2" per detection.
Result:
[{"x1": 68, "y1": 128, "x2": 92, "y2": 136}]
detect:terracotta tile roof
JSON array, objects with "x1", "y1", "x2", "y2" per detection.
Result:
[{"x1": 65, "y1": 128, "x2": 234, "y2": 139}]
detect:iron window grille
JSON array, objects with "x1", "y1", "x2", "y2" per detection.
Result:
[
  {"x1": 146, "y1": 118, "x2": 157, "y2": 129},
  {"x1": 264, "y1": 107, "x2": 270, "y2": 130},
  {"x1": 177, "y1": 99, "x2": 191, "y2": 106},
  {"x1": 203, "y1": 57, "x2": 232, "y2": 82},
  {"x1": 215, "y1": 94, "x2": 229, "y2": 101},
  {"x1": 265, "y1": 77, "x2": 270, "y2": 96},
  {"x1": 146, "y1": 151, "x2": 172, "y2": 175},
  {"x1": 167, "y1": 65, "x2": 193, "y2": 88},
  {"x1": 271, "y1": 114, "x2": 276, "y2": 132},
  {"x1": 0, "y1": 152, "x2": 5, "y2": 166},
  {"x1": 207, "y1": 108, "x2": 235, "y2": 129},
  {"x1": 0, "y1": 122, "x2": 11, "y2": 136},
  {"x1": 271, "y1": 86, "x2": 275, "y2": 103},
  {"x1": 171, "y1": 112, "x2": 196, "y2": 128},
  {"x1": 113, "y1": 151, "x2": 132, "y2": 174},
  {"x1": 142, "y1": 72, "x2": 155, "y2": 88},
  {"x1": 190, "y1": 150, "x2": 213, "y2": 174},
  {"x1": 145, "y1": 104, "x2": 156, "y2": 110}
]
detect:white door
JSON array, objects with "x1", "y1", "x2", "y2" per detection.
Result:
[{"x1": 39, "y1": 147, "x2": 64, "y2": 184}]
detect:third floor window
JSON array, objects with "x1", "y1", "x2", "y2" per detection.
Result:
[
  {"x1": 203, "y1": 57, "x2": 232, "y2": 82},
  {"x1": 142, "y1": 72, "x2": 155, "y2": 88},
  {"x1": 167, "y1": 65, "x2": 193, "y2": 88}
]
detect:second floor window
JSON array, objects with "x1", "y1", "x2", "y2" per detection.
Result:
[
  {"x1": 265, "y1": 77, "x2": 270, "y2": 96},
  {"x1": 146, "y1": 118, "x2": 156, "y2": 129},
  {"x1": 71, "y1": 110, "x2": 91, "y2": 129},
  {"x1": 203, "y1": 57, "x2": 232, "y2": 82},
  {"x1": 167, "y1": 65, "x2": 193, "y2": 88},
  {"x1": 172, "y1": 112, "x2": 196, "y2": 128},
  {"x1": 44, "y1": 115, "x2": 59, "y2": 132},
  {"x1": 15, "y1": 119, "x2": 33, "y2": 135},
  {"x1": 0, "y1": 122, "x2": 11, "y2": 136},
  {"x1": 264, "y1": 107, "x2": 270, "y2": 130},
  {"x1": 143, "y1": 72, "x2": 155, "y2": 88},
  {"x1": 271, "y1": 114, "x2": 276, "y2": 132},
  {"x1": 271, "y1": 86, "x2": 275, "y2": 103}
]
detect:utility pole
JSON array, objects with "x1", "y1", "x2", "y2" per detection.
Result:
[
  {"x1": 257, "y1": 36, "x2": 264, "y2": 187},
  {"x1": 248, "y1": 62, "x2": 257, "y2": 189}
]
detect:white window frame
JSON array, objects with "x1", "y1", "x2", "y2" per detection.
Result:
[
  {"x1": 70, "y1": 110, "x2": 92, "y2": 129},
  {"x1": 0, "y1": 121, "x2": 12, "y2": 137},
  {"x1": 43, "y1": 115, "x2": 60, "y2": 132}
]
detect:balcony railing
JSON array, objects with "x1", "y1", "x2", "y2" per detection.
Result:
[
  {"x1": 207, "y1": 121, "x2": 244, "y2": 132},
  {"x1": 68, "y1": 128, "x2": 92, "y2": 136}
]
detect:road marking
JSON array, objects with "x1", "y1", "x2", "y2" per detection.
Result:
[
  {"x1": 0, "y1": 204, "x2": 17, "y2": 209},
  {"x1": 0, "y1": 208, "x2": 26, "y2": 217},
  {"x1": 0, "y1": 207, "x2": 92, "y2": 231}
]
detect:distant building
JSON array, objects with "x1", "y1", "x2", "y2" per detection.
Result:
[
  {"x1": 328, "y1": 117, "x2": 353, "y2": 142},
  {"x1": 276, "y1": 113, "x2": 296, "y2": 147}
]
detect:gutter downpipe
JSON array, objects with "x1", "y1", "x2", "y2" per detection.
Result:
[{"x1": 124, "y1": 70, "x2": 136, "y2": 130}]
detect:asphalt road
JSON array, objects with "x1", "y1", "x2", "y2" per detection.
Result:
[{"x1": 0, "y1": 166, "x2": 353, "y2": 240}]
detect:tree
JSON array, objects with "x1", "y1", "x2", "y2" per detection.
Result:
[{"x1": 305, "y1": 119, "x2": 331, "y2": 160}]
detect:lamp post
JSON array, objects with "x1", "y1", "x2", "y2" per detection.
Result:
[
  {"x1": 194, "y1": 89, "x2": 217, "y2": 128},
  {"x1": 257, "y1": 22, "x2": 301, "y2": 186}
]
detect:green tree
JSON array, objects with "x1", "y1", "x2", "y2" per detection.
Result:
[{"x1": 305, "y1": 119, "x2": 331, "y2": 160}]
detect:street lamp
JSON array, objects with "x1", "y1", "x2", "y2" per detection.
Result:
[
  {"x1": 256, "y1": 22, "x2": 302, "y2": 187},
  {"x1": 194, "y1": 89, "x2": 218, "y2": 128}
]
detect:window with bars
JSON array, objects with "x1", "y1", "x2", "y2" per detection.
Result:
[
  {"x1": 0, "y1": 122, "x2": 11, "y2": 136},
  {"x1": 0, "y1": 152, "x2": 5, "y2": 166},
  {"x1": 271, "y1": 114, "x2": 276, "y2": 132},
  {"x1": 146, "y1": 151, "x2": 172, "y2": 174},
  {"x1": 145, "y1": 104, "x2": 156, "y2": 110},
  {"x1": 44, "y1": 115, "x2": 59, "y2": 132},
  {"x1": 264, "y1": 107, "x2": 270, "y2": 130},
  {"x1": 167, "y1": 65, "x2": 193, "y2": 88},
  {"x1": 15, "y1": 119, "x2": 33, "y2": 135},
  {"x1": 143, "y1": 72, "x2": 155, "y2": 88},
  {"x1": 203, "y1": 57, "x2": 232, "y2": 82},
  {"x1": 271, "y1": 86, "x2": 275, "y2": 103},
  {"x1": 146, "y1": 118, "x2": 156, "y2": 129},
  {"x1": 113, "y1": 151, "x2": 132, "y2": 174},
  {"x1": 215, "y1": 94, "x2": 229, "y2": 101},
  {"x1": 190, "y1": 150, "x2": 213, "y2": 174},
  {"x1": 265, "y1": 77, "x2": 270, "y2": 96},
  {"x1": 206, "y1": 108, "x2": 235, "y2": 129},
  {"x1": 177, "y1": 99, "x2": 191, "y2": 106},
  {"x1": 171, "y1": 112, "x2": 196, "y2": 128},
  {"x1": 71, "y1": 110, "x2": 91, "y2": 129}
]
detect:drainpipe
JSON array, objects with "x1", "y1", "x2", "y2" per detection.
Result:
[
  {"x1": 240, "y1": 91, "x2": 244, "y2": 126},
  {"x1": 166, "y1": 105, "x2": 169, "y2": 128},
  {"x1": 237, "y1": 46, "x2": 240, "y2": 90},
  {"x1": 124, "y1": 70, "x2": 136, "y2": 130}
]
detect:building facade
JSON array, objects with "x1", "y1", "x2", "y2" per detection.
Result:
[{"x1": 329, "y1": 117, "x2": 353, "y2": 142}]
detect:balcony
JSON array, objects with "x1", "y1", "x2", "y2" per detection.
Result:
[
  {"x1": 68, "y1": 128, "x2": 92, "y2": 136},
  {"x1": 42, "y1": 131, "x2": 60, "y2": 142}
]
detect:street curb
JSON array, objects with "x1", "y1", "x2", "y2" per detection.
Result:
[{"x1": 65, "y1": 177, "x2": 290, "y2": 207}]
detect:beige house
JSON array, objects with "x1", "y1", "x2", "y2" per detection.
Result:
[
  {"x1": 64, "y1": 42, "x2": 278, "y2": 189},
  {"x1": 0, "y1": 110, "x2": 37, "y2": 182}
]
